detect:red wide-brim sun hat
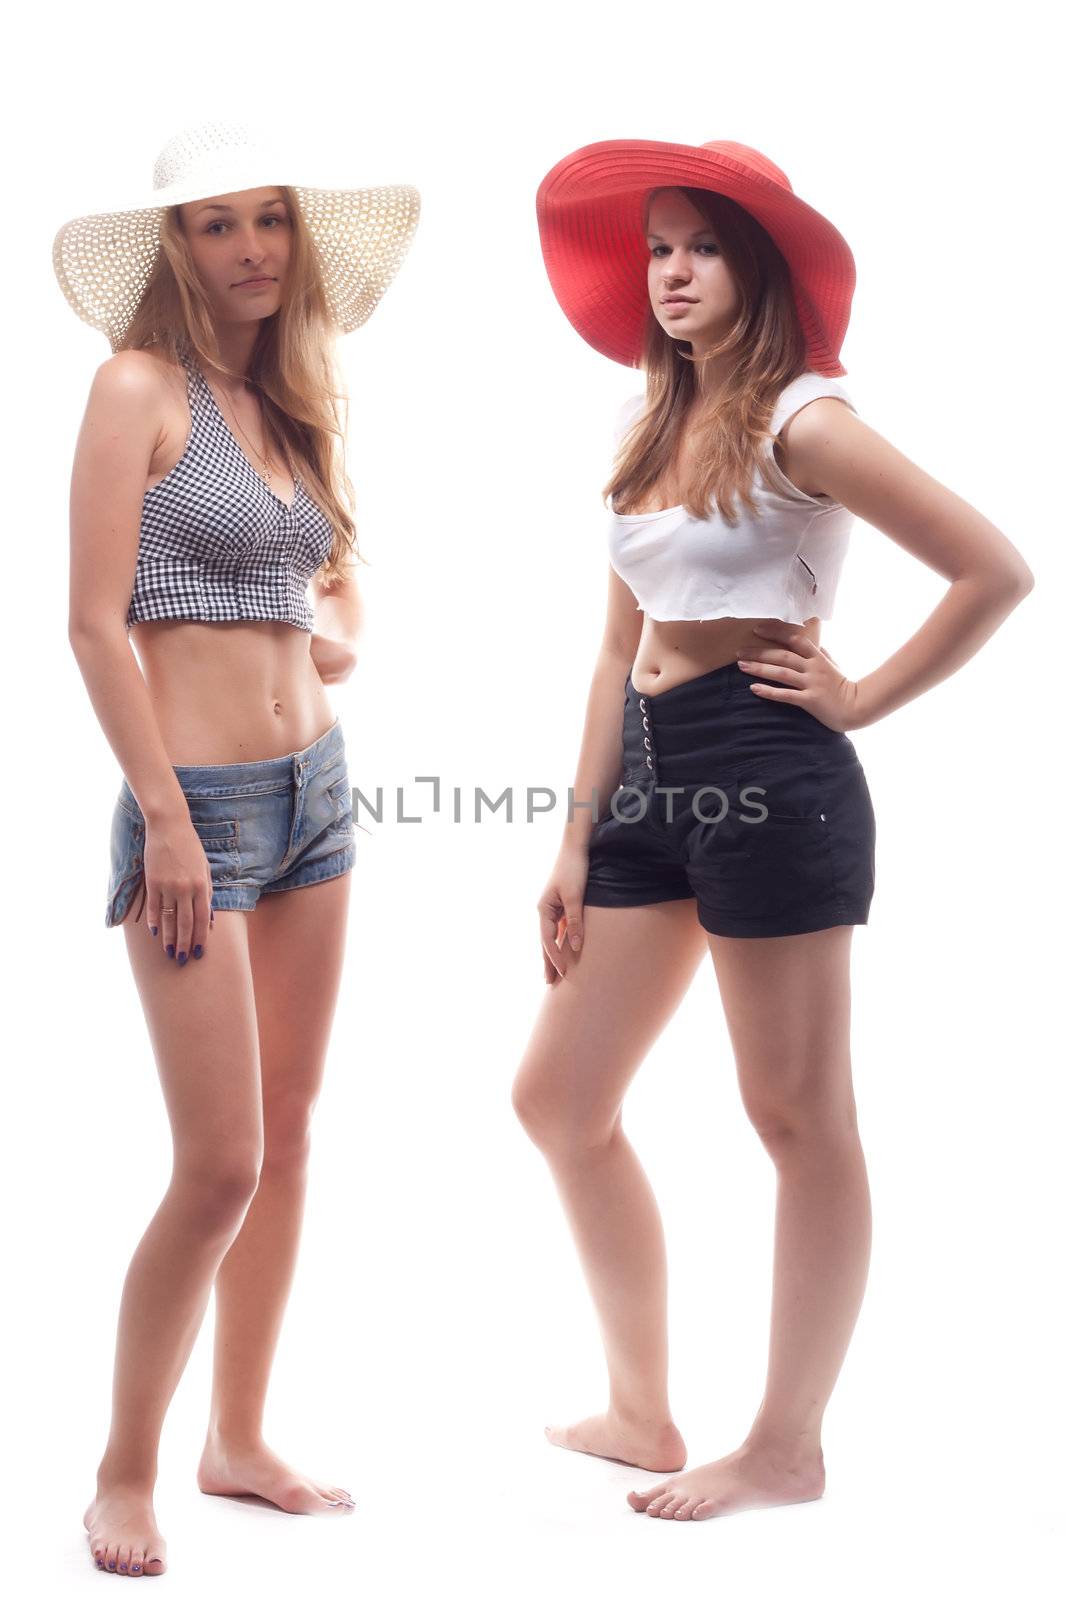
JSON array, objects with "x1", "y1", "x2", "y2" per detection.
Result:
[{"x1": 535, "y1": 138, "x2": 856, "y2": 378}]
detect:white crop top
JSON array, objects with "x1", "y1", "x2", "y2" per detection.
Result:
[{"x1": 607, "y1": 373, "x2": 858, "y2": 625}]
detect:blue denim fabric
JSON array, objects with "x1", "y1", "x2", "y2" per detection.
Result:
[{"x1": 104, "y1": 716, "x2": 356, "y2": 927}]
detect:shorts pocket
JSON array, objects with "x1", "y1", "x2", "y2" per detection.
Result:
[
  {"x1": 737, "y1": 753, "x2": 829, "y2": 827},
  {"x1": 186, "y1": 814, "x2": 241, "y2": 884},
  {"x1": 327, "y1": 772, "x2": 352, "y2": 816},
  {"x1": 326, "y1": 771, "x2": 365, "y2": 839}
]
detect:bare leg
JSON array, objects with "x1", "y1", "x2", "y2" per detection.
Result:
[
  {"x1": 513, "y1": 900, "x2": 709, "y2": 1470},
  {"x1": 628, "y1": 924, "x2": 873, "y2": 1521},
  {"x1": 197, "y1": 872, "x2": 356, "y2": 1514},
  {"x1": 84, "y1": 911, "x2": 264, "y2": 1574}
]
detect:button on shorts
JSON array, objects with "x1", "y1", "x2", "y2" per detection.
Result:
[
  {"x1": 582, "y1": 663, "x2": 876, "y2": 939},
  {"x1": 104, "y1": 715, "x2": 358, "y2": 927}
]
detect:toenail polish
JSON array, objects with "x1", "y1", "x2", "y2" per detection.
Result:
[
  {"x1": 166, "y1": 944, "x2": 175, "y2": 957},
  {"x1": 132, "y1": 1564, "x2": 141, "y2": 1573},
  {"x1": 193, "y1": 944, "x2": 203, "y2": 958},
  {"x1": 178, "y1": 951, "x2": 187, "y2": 965},
  {"x1": 120, "y1": 1564, "x2": 127, "y2": 1572},
  {"x1": 96, "y1": 1558, "x2": 104, "y2": 1567},
  {"x1": 108, "y1": 1561, "x2": 115, "y2": 1569}
]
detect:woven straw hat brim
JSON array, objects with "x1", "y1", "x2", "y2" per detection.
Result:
[
  {"x1": 53, "y1": 178, "x2": 420, "y2": 352},
  {"x1": 536, "y1": 139, "x2": 855, "y2": 377}
]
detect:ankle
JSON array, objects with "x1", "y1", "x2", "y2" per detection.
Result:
[
  {"x1": 205, "y1": 1421, "x2": 265, "y2": 1451},
  {"x1": 607, "y1": 1400, "x2": 680, "y2": 1434},
  {"x1": 95, "y1": 1461, "x2": 157, "y2": 1495},
  {"x1": 742, "y1": 1426, "x2": 824, "y2": 1466}
]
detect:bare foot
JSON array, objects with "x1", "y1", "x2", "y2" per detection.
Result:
[
  {"x1": 83, "y1": 1484, "x2": 167, "y2": 1575},
  {"x1": 627, "y1": 1440, "x2": 825, "y2": 1520},
  {"x1": 197, "y1": 1437, "x2": 355, "y2": 1514},
  {"x1": 545, "y1": 1410, "x2": 687, "y2": 1472}
]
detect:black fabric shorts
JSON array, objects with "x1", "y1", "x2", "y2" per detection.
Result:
[{"x1": 582, "y1": 663, "x2": 876, "y2": 939}]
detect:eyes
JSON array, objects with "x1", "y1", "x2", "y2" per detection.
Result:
[
  {"x1": 205, "y1": 215, "x2": 288, "y2": 236},
  {"x1": 649, "y1": 242, "x2": 719, "y2": 257}
]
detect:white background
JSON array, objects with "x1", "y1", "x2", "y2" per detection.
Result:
[{"x1": 4, "y1": 0, "x2": 1063, "y2": 1594}]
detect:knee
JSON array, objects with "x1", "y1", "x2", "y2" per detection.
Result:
[
  {"x1": 742, "y1": 1081, "x2": 859, "y2": 1153},
  {"x1": 261, "y1": 1097, "x2": 314, "y2": 1178},
  {"x1": 173, "y1": 1146, "x2": 262, "y2": 1232},
  {"x1": 511, "y1": 1069, "x2": 619, "y2": 1158}
]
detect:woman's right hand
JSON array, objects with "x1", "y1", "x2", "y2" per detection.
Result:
[
  {"x1": 538, "y1": 841, "x2": 591, "y2": 985},
  {"x1": 143, "y1": 815, "x2": 215, "y2": 963}
]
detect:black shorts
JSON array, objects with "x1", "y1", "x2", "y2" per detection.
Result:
[{"x1": 582, "y1": 663, "x2": 876, "y2": 939}]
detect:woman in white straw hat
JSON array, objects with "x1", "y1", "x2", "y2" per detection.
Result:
[{"x1": 57, "y1": 119, "x2": 419, "y2": 1576}]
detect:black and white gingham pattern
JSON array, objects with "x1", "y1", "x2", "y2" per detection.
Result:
[{"x1": 126, "y1": 352, "x2": 334, "y2": 632}]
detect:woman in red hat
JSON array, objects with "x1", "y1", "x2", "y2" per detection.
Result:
[{"x1": 513, "y1": 139, "x2": 1034, "y2": 1522}]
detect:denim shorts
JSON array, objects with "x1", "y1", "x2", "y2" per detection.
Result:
[
  {"x1": 105, "y1": 716, "x2": 357, "y2": 927},
  {"x1": 582, "y1": 663, "x2": 876, "y2": 939}
]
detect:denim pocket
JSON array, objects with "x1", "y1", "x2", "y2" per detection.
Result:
[{"x1": 184, "y1": 810, "x2": 241, "y2": 884}]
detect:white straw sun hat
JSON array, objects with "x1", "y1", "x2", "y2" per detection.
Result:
[{"x1": 52, "y1": 119, "x2": 421, "y2": 351}]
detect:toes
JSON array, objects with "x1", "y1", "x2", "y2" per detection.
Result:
[
  {"x1": 129, "y1": 1548, "x2": 145, "y2": 1575},
  {"x1": 105, "y1": 1542, "x2": 119, "y2": 1571},
  {"x1": 692, "y1": 1499, "x2": 717, "y2": 1520},
  {"x1": 117, "y1": 1543, "x2": 132, "y2": 1574},
  {"x1": 144, "y1": 1552, "x2": 166, "y2": 1574},
  {"x1": 645, "y1": 1492, "x2": 674, "y2": 1517},
  {"x1": 627, "y1": 1487, "x2": 655, "y2": 1509}
]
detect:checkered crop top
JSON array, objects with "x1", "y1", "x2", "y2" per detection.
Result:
[{"x1": 126, "y1": 352, "x2": 334, "y2": 633}]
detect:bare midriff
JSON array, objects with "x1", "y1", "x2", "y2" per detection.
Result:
[
  {"x1": 128, "y1": 619, "x2": 335, "y2": 766},
  {"x1": 629, "y1": 613, "x2": 821, "y2": 698}
]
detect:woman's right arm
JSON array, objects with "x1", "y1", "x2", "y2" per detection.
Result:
[
  {"x1": 67, "y1": 353, "x2": 211, "y2": 953},
  {"x1": 538, "y1": 565, "x2": 643, "y2": 982}
]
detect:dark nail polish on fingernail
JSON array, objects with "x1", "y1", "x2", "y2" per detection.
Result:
[
  {"x1": 166, "y1": 944, "x2": 175, "y2": 958},
  {"x1": 193, "y1": 944, "x2": 203, "y2": 958},
  {"x1": 177, "y1": 951, "x2": 187, "y2": 965}
]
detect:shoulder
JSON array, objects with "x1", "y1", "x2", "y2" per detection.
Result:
[
  {"x1": 88, "y1": 348, "x2": 182, "y2": 410},
  {"x1": 771, "y1": 375, "x2": 863, "y2": 501},
  {"x1": 771, "y1": 373, "x2": 857, "y2": 439}
]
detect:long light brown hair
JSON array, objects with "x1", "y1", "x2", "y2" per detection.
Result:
[
  {"x1": 120, "y1": 186, "x2": 360, "y2": 586},
  {"x1": 605, "y1": 185, "x2": 812, "y2": 525}
]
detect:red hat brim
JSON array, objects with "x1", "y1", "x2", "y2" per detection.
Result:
[{"x1": 535, "y1": 139, "x2": 855, "y2": 377}]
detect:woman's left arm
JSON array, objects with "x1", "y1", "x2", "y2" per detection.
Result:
[
  {"x1": 743, "y1": 399, "x2": 1035, "y2": 731},
  {"x1": 310, "y1": 569, "x2": 363, "y2": 685}
]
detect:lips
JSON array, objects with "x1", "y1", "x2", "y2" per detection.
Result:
[
  {"x1": 234, "y1": 276, "x2": 275, "y2": 286},
  {"x1": 661, "y1": 296, "x2": 696, "y2": 305}
]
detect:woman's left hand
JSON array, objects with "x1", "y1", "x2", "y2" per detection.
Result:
[
  {"x1": 310, "y1": 632, "x2": 358, "y2": 686},
  {"x1": 736, "y1": 623, "x2": 861, "y2": 733}
]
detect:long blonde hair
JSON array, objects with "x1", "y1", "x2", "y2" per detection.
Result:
[
  {"x1": 605, "y1": 185, "x2": 813, "y2": 525},
  {"x1": 120, "y1": 185, "x2": 361, "y2": 586}
]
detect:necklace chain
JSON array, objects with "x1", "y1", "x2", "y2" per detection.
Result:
[{"x1": 214, "y1": 378, "x2": 278, "y2": 486}]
